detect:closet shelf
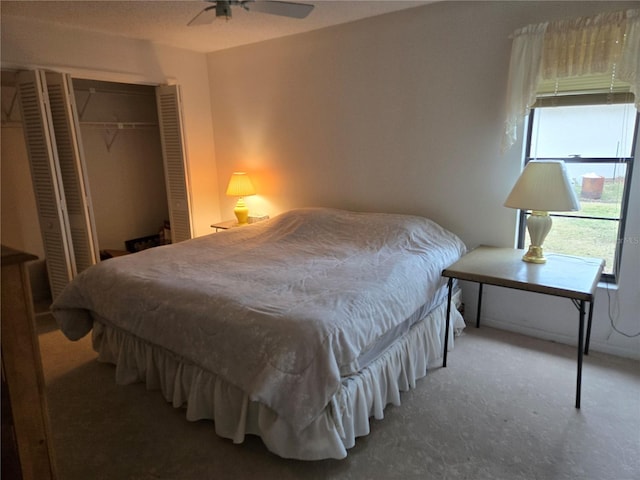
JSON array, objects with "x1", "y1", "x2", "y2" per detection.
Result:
[{"x1": 80, "y1": 121, "x2": 158, "y2": 129}]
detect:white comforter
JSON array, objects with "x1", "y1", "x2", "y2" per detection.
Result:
[{"x1": 53, "y1": 208, "x2": 466, "y2": 432}]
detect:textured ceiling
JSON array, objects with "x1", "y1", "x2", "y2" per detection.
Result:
[{"x1": 1, "y1": 0, "x2": 431, "y2": 53}]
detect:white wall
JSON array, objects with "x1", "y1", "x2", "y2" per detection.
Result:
[
  {"x1": 206, "y1": 1, "x2": 639, "y2": 358},
  {"x1": 1, "y1": 16, "x2": 221, "y2": 240}
]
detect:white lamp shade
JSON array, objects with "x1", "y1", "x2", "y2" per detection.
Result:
[
  {"x1": 504, "y1": 160, "x2": 580, "y2": 212},
  {"x1": 226, "y1": 172, "x2": 256, "y2": 197}
]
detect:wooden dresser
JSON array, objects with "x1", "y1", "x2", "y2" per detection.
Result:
[{"x1": 1, "y1": 245, "x2": 57, "y2": 479}]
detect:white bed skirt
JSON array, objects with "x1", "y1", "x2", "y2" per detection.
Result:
[{"x1": 91, "y1": 290, "x2": 464, "y2": 460}]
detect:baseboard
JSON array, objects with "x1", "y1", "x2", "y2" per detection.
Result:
[{"x1": 477, "y1": 316, "x2": 640, "y2": 361}]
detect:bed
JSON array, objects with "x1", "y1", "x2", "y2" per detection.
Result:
[{"x1": 52, "y1": 207, "x2": 467, "y2": 460}]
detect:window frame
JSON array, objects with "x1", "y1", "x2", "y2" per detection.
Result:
[{"x1": 519, "y1": 102, "x2": 639, "y2": 283}]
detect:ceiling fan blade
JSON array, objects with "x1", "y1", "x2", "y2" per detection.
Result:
[
  {"x1": 188, "y1": 5, "x2": 218, "y2": 26},
  {"x1": 245, "y1": 1, "x2": 314, "y2": 19}
]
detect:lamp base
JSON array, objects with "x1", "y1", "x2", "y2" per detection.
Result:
[
  {"x1": 522, "y1": 245, "x2": 546, "y2": 263},
  {"x1": 234, "y1": 197, "x2": 249, "y2": 225},
  {"x1": 522, "y1": 211, "x2": 552, "y2": 264}
]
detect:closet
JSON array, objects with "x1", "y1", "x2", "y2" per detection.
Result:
[
  {"x1": 74, "y1": 79, "x2": 171, "y2": 256},
  {"x1": 5, "y1": 69, "x2": 192, "y2": 300}
]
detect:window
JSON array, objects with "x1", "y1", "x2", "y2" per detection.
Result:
[{"x1": 522, "y1": 98, "x2": 638, "y2": 281}]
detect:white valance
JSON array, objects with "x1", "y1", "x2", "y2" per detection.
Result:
[{"x1": 502, "y1": 9, "x2": 640, "y2": 151}]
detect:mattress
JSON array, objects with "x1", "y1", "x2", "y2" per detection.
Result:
[{"x1": 340, "y1": 282, "x2": 452, "y2": 376}]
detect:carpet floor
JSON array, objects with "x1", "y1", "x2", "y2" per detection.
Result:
[{"x1": 37, "y1": 315, "x2": 639, "y2": 480}]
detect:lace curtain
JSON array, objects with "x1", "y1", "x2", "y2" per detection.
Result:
[{"x1": 502, "y1": 9, "x2": 639, "y2": 151}]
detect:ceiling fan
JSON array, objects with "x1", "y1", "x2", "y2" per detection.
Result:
[{"x1": 188, "y1": 0, "x2": 315, "y2": 25}]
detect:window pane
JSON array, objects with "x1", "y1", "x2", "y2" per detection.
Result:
[
  {"x1": 534, "y1": 215, "x2": 618, "y2": 274},
  {"x1": 530, "y1": 104, "x2": 636, "y2": 158},
  {"x1": 556, "y1": 162, "x2": 626, "y2": 219}
]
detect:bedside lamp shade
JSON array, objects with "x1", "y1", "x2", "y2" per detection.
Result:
[
  {"x1": 504, "y1": 160, "x2": 580, "y2": 263},
  {"x1": 226, "y1": 172, "x2": 256, "y2": 197},
  {"x1": 226, "y1": 172, "x2": 256, "y2": 225}
]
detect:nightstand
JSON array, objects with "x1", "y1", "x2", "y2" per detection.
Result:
[
  {"x1": 441, "y1": 245, "x2": 604, "y2": 408},
  {"x1": 211, "y1": 216, "x2": 269, "y2": 232},
  {"x1": 211, "y1": 219, "x2": 240, "y2": 231}
]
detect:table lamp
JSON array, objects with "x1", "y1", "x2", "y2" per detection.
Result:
[
  {"x1": 504, "y1": 160, "x2": 580, "y2": 263},
  {"x1": 226, "y1": 172, "x2": 256, "y2": 225}
]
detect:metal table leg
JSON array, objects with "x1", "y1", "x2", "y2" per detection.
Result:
[
  {"x1": 443, "y1": 277, "x2": 453, "y2": 368},
  {"x1": 476, "y1": 283, "x2": 483, "y2": 328},
  {"x1": 584, "y1": 300, "x2": 594, "y2": 355},
  {"x1": 576, "y1": 300, "x2": 585, "y2": 409}
]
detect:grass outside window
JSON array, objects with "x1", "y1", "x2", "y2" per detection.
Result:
[{"x1": 529, "y1": 180, "x2": 625, "y2": 275}]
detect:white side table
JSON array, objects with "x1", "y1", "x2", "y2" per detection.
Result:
[{"x1": 442, "y1": 245, "x2": 604, "y2": 408}]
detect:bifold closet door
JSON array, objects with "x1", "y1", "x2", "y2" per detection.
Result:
[
  {"x1": 16, "y1": 70, "x2": 99, "y2": 299},
  {"x1": 45, "y1": 72, "x2": 99, "y2": 273},
  {"x1": 15, "y1": 70, "x2": 75, "y2": 299},
  {"x1": 156, "y1": 85, "x2": 193, "y2": 243}
]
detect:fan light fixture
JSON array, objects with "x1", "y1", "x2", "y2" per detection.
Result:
[
  {"x1": 226, "y1": 172, "x2": 256, "y2": 225},
  {"x1": 188, "y1": 0, "x2": 314, "y2": 25},
  {"x1": 504, "y1": 160, "x2": 580, "y2": 264},
  {"x1": 215, "y1": 1, "x2": 233, "y2": 19}
]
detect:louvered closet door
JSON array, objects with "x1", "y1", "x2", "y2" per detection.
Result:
[
  {"x1": 45, "y1": 72, "x2": 99, "y2": 273},
  {"x1": 156, "y1": 85, "x2": 193, "y2": 243},
  {"x1": 16, "y1": 70, "x2": 75, "y2": 299}
]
